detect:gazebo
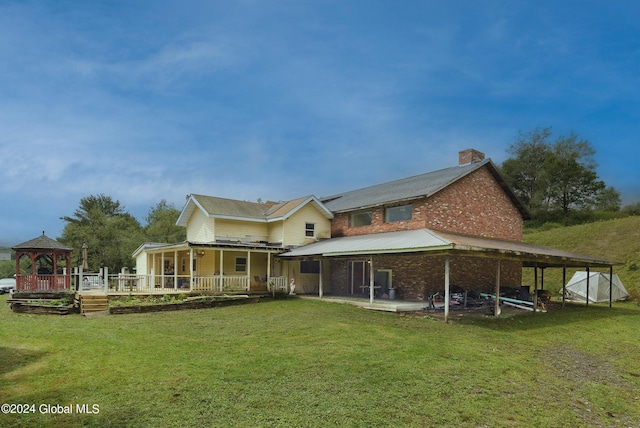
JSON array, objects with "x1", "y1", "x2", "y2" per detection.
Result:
[{"x1": 12, "y1": 232, "x2": 73, "y2": 292}]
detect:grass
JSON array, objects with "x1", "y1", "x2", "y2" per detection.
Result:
[
  {"x1": 1, "y1": 295, "x2": 640, "y2": 427},
  {"x1": 523, "y1": 216, "x2": 640, "y2": 297}
]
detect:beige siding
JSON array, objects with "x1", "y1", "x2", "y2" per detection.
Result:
[
  {"x1": 215, "y1": 219, "x2": 268, "y2": 242},
  {"x1": 282, "y1": 204, "x2": 331, "y2": 246},
  {"x1": 136, "y1": 252, "x2": 148, "y2": 275},
  {"x1": 268, "y1": 221, "x2": 284, "y2": 245},
  {"x1": 187, "y1": 209, "x2": 215, "y2": 242}
]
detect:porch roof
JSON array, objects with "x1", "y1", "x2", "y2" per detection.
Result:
[
  {"x1": 133, "y1": 240, "x2": 285, "y2": 257},
  {"x1": 279, "y1": 228, "x2": 618, "y2": 268}
]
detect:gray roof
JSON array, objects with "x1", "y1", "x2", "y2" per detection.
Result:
[
  {"x1": 176, "y1": 194, "x2": 333, "y2": 227},
  {"x1": 280, "y1": 228, "x2": 617, "y2": 268},
  {"x1": 12, "y1": 233, "x2": 73, "y2": 251},
  {"x1": 321, "y1": 159, "x2": 530, "y2": 219}
]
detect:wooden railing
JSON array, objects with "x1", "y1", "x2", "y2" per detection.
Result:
[
  {"x1": 267, "y1": 276, "x2": 289, "y2": 293},
  {"x1": 16, "y1": 274, "x2": 70, "y2": 292}
]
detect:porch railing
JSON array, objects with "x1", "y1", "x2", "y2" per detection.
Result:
[
  {"x1": 267, "y1": 276, "x2": 288, "y2": 293},
  {"x1": 192, "y1": 275, "x2": 249, "y2": 293},
  {"x1": 104, "y1": 274, "x2": 287, "y2": 294}
]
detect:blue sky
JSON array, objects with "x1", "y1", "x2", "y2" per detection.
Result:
[{"x1": 1, "y1": 1, "x2": 639, "y2": 246}]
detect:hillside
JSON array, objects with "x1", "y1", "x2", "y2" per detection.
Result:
[{"x1": 523, "y1": 216, "x2": 640, "y2": 295}]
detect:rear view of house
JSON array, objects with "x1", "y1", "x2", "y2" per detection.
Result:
[{"x1": 135, "y1": 148, "x2": 616, "y2": 306}]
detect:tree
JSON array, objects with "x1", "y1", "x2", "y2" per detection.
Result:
[
  {"x1": 500, "y1": 127, "x2": 612, "y2": 222},
  {"x1": 500, "y1": 127, "x2": 553, "y2": 214},
  {"x1": 60, "y1": 194, "x2": 144, "y2": 272},
  {"x1": 543, "y1": 132, "x2": 606, "y2": 218},
  {"x1": 594, "y1": 186, "x2": 622, "y2": 212},
  {"x1": 144, "y1": 200, "x2": 186, "y2": 243}
]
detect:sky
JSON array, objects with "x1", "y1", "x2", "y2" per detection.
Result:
[{"x1": 1, "y1": 0, "x2": 639, "y2": 246}]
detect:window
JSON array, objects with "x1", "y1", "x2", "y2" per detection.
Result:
[
  {"x1": 350, "y1": 210, "x2": 372, "y2": 227},
  {"x1": 305, "y1": 223, "x2": 315, "y2": 237},
  {"x1": 300, "y1": 260, "x2": 320, "y2": 273},
  {"x1": 235, "y1": 257, "x2": 247, "y2": 273},
  {"x1": 385, "y1": 204, "x2": 412, "y2": 223}
]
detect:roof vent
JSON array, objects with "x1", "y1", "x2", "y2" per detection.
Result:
[{"x1": 459, "y1": 149, "x2": 485, "y2": 165}]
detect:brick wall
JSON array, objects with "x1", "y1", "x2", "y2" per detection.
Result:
[
  {"x1": 328, "y1": 254, "x2": 522, "y2": 300},
  {"x1": 331, "y1": 165, "x2": 523, "y2": 241}
]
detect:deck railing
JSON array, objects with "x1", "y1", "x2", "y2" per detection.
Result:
[{"x1": 16, "y1": 274, "x2": 71, "y2": 292}]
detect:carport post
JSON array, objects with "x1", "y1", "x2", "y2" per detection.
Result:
[
  {"x1": 533, "y1": 264, "x2": 538, "y2": 311},
  {"x1": 444, "y1": 257, "x2": 450, "y2": 323},
  {"x1": 609, "y1": 265, "x2": 613, "y2": 308},
  {"x1": 562, "y1": 266, "x2": 567, "y2": 308},
  {"x1": 319, "y1": 259, "x2": 323, "y2": 299},
  {"x1": 369, "y1": 257, "x2": 374, "y2": 304},
  {"x1": 494, "y1": 260, "x2": 501, "y2": 317},
  {"x1": 586, "y1": 266, "x2": 590, "y2": 306}
]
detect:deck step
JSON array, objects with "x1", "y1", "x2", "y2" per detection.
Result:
[{"x1": 80, "y1": 295, "x2": 109, "y2": 314}]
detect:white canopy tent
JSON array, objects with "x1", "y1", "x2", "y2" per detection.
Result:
[{"x1": 561, "y1": 271, "x2": 629, "y2": 303}]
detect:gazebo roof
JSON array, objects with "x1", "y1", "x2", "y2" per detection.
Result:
[{"x1": 12, "y1": 232, "x2": 73, "y2": 252}]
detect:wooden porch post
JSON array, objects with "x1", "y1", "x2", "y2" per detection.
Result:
[
  {"x1": 267, "y1": 251, "x2": 271, "y2": 285},
  {"x1": 189, "y1": 247, "x2": 194, "y2": 292},
  {"x1": 161, "y1": 252, "x2": 165, "y2": 289},
  {"x1": 444, "y1": 256, "x2": 450, "y2": 323},
  {"x1": 247, "y1": 250, "x2": 251, "y2": 292},
  {"x1": 219, "y1": 249, "x2": 224, "y2": 292},
  {"x1": 494, "y1": 260, "x2": 501, "y2": 317}
]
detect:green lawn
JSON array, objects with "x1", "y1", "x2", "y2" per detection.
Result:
[{"x1": 1, "y1": 295, "x2": 640, "y2": 427}]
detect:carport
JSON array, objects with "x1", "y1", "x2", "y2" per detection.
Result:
[{"x1": 280, "y1": 228, "x2": 619, "y2": 322}]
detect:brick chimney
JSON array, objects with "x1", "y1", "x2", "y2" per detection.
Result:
[{"x1": 459, "y1": 148, "x2": 485, "y2": 165}]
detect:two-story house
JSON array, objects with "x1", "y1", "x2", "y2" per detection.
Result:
[
  {"x1": 281, "y1": 149, "x2": 615, "y2": 304},
  {"x1": 134, "y1": 149, "x2": 614, "y2": 303},
  {"x1": 133, "y1": 194, "x2": 333, "y2": 294}
]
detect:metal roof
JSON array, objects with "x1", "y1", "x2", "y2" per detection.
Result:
[
  {"x1": 280, "y1": 228, "x2": 617, "y2": 268},
  {"x1": 321, "y1": 159, "x2": 530, "y2": 219}
]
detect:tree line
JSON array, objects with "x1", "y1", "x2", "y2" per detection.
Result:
[
  {"x1": 499, "y1": 126, "x2": 638, "y2": 226},
  {"x1": 58, "y1": 194, "x2": 186, "y2": 273},
  {"x1": 5, "y1": 126, "x2": 634, "y2": 276}
]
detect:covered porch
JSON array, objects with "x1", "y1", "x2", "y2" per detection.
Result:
[
  {"x1": 129, "y1": 241, "x2": 289, "y2": 295},
  {"x1": 280, "y1": 228, "x2": 620, "y2": 320}
]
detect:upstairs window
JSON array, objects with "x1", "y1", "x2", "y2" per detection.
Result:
[
  {"x1": 305, "y1": 223, "x2": 315, "y2": 237},
  {"x1": 350, "y1": 211, "x2": 372, "y2": 227},
  {"x1": 385, "y1": 204, "x2": 412, "y2": 223}
]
